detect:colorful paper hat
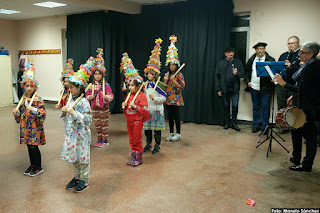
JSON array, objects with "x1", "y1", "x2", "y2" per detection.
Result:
[
  {"x1": 69, "y1": 57, "x2": 95, "y2": 88},
  {"x1": 144, "y1": 38, "x2": 162, "y2": 77},
  {"x1": 121, "y1": 52, "x2": 143, "y2": 84},
  {"x1": 94, "y1": 48, "x2": 107, "y2": 76},
  {"x1": 20, "y1": 58, "x2": 38, "y2": 88},
  {"x1": 60, "y1": 58, "x2": 74, "y2": 81},
  {"x1": 165, "y1": 35, "x2": 180, "y2": 67}
]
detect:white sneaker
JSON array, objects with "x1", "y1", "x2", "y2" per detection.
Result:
[
  {"x1": 171, "y1": 133, "x2": 181, "y2": 141},
  {"x1": 166, "y1": 133, "x2": 175, "y2": 141}
]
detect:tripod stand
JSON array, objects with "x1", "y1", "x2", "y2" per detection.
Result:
[{"x1": 255, "y1": 89, "x2": 290, "y2": 157}]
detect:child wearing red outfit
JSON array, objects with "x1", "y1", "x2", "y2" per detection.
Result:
[
  {"x1": 85, "y1": 48, "x2": 113, "y2": 148},
  {"x1": 55, "y1": 59, "x2": 74, "y2": 109},
  {"x1": 121, "y1": 53, "x2": 149, "y2": 167}
]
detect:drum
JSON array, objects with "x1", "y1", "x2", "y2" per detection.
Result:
[{"x1": 275, "y1": 106, "x2": 306, "y2": 130}]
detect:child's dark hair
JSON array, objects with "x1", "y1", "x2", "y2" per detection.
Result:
[
  {"x1": 167, "y1": 63, "x2": 178, "y2": 73},
  {"x1": 69, "y1": 81, "x2": 85, "y2": 96},
  {"x1": 93, "y1": 70, "x2": 103, "y2": 84},
  {"x1": 131, "y1": 79, "x2": 142, "y2": 87}
]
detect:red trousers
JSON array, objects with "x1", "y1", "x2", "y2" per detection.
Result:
[{"x1": 127, "y1": 120, "x2": 143, "y2": 152}]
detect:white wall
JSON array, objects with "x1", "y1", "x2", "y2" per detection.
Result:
[
  {"x1": 233, "y1": 0, "x2": 320, "y2": 121},
  {"x1": 17, "y1": 15, "x2": 67, "y2": 101}
]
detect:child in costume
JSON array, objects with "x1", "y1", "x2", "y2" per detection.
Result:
[
  {"x1": 86, "y1": 48, "x2": 113, "y2": 148},
  {"x1": 61, "y1": 58, "x2": 93, "y2": 193},
  {"x1": 163, "y1": 35, "x2": 185, "y2": 142},
  {"x1": 121, "y1": 53, "x2": 149, "y2": 167},
  {"x1": 143, "y1": 38, "x2": 167, "y2": 154},
  {"x1": 55, "y1": 58, "x2": 74, "y2": 108},
  {"x1": 12, "y1": 58, "x2": 46, "y2": 177}
]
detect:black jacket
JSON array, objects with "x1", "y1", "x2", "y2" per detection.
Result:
[
  {"x1": 278, "y1": 50, "x2": 300, "y2": 85},
  {"x1": 215, "y1": 58, "x2": 244, "y2": 92},
  {"x1": 284, "y1": 58, "x2": 320, "y2": 120},
  {"x1": 244, "y1": 52, "x2": 275, "y2": 93}
]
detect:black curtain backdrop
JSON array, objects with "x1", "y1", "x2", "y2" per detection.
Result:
[{"x1": 67, "y1": 0, "x2": 234, "y2": 125}]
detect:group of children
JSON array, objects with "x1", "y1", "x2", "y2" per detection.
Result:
[{"x1": 12, "y1": 35, "x2": 185, "y2": 193}]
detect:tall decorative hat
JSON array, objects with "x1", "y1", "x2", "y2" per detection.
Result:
[
  {"x1": 144, "y1": 38, "x2": 162, "y2": 77},
  {"x1": 94, "y1": 48, "x2": 107, "y2": 76},
  {"x1": 121, "y1": 52, "x2": 143, "y2": 83},
  {"x1": 165, "y1": 35, "x2": 180, "y2": 67},
  {"x1": 20, "y1": 58, "x2": 38, "y2": 88},
  {"x1": 60, "y1": 58, "x2": 74, "y2": 81},
  {"x1": 69, "y1": 57, "x2": 95, "y2": 88}
]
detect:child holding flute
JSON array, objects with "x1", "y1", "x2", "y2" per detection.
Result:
[
  {"x1": 85, "y1": 48, "x2": 113, "y2": 148},
  {"x1": 121, "y1": 53, "x2": 149, "y2": 167},
  {"x1": 163, "y1": 35, "x2": 185, "y2": 142},
  {"x1": 61, "y1": 63, "x2": 93, "y2": 193},
  {"x1": 12, "y1": 58, "x2": 46, "y2": 177},
  {"x1": 143, "y1": 38, "x2": 167, "y2": 154},
  {"x1": 55, "y1": 58, "x2": 74, "y2": 108}
]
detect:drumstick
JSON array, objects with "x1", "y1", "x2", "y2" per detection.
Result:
[
  {"x1": 15, "y1": 92, "x2": 26, "y2": 110},
  {"x1": 173, "y1": 63, "x2": 185, "y2": 77},
  {"x1": 129, "y1": 81, "x2": 147, "y2": 109},
  {"x1": 151, "y1": 77, "x2": 161, "y2": 95},
  {"x1": 91, "y1": 83, "x2": 94, "y2": 96},
  {"x1": 57, "y1": 89, "x2": 65, "y2": 106},
  {"x1": 66, "y1": 93, "x2": 72, "y2": 107},
  {"x1": 122, "y1": 92, "x2": 131, "y2": 109},
  {"x1": 28, "y1": 86, "x2": 40, "y2": 107},
  {"x1": 71, "y1": 94, "x2": 83, "y2": 108},
  {"x1": 103, "y1": 78, "x2": 105, "y2": 96}
]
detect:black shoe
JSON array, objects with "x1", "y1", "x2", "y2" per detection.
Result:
[
  {"x1": 223, "y1": 123, "x2": 230, "y2": 129},
  {"x1": 152, "y1": 144, "x2": 161, "y2": 154},
  {"x1": 66, "y1": 177, "x2": 80, "y2": 190},
  {"x1": 251, "y1": 127, "x2": 260, "y2": 133},
  {"x1": 289, "y1": 157, "x2": 300, "y2": 166},
  {"x1": 74, "y1": 180, "x2": 89, "y2": 193},
  {"x1": 29, "y1": 167, "x2": 44, "y2": 177},
  {"x1": 231, "y1": 122, "x2": 240, "y2": 131},
  {"x1": 24, "y1": 166, "x2": 34, "y2": 175},
  {"x1": 143, "y1": 143, "x2": 152, "y2": 152},
  {"x1": 289, "y1": 164, "x2": 312, "y2": 172}
]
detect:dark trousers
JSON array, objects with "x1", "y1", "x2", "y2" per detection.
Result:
[
  {"x1": 276, "y1": 85, "x2": 294, "y2": 110},
  {"x1": 145, "y1": 130, "x2": 161, "y2": 145},
  {"x1": 250, "y1": 88, "x2": 270, "y2": 128},
  {"x1": 166, "y1": 105, "x2": 181, "y2": 134},
  {"x1": 222, "y1": 91, "x2": 239, "y2": 123},
  {"x1": 27, "y1": 145, "x2": 42, "y2": 168},
  {"x1": 291, "y1": 117, "x2": 318, "y2": 168}
]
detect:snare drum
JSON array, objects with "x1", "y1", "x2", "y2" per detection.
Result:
[{"x1": 275, "y1": 106, "x2": 306, "y2": 130}]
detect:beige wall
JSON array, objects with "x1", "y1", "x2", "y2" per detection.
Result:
[
  {"x1": 0, "y1": 19, "x2": 19, "y2": 71},
  {"x1": 233, "y1": 0, "x2": 320, "y2": 121},
  {"x1": 17, "y1": 15, "x2": 67, "y2": 101},
  {"x1": 0, "y1": 56, "x2": 13, "y2": 107}
]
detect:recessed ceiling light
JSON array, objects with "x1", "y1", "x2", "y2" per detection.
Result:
[
  {"x1": 0, "y1": 9, "x2": 21, "y2": 14},
  {"x1": 33, "y1": 1, "x2": 67, "y2": 8}
]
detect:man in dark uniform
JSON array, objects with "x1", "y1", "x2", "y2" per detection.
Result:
[
  {"x1": 275, "y1": 41, "x2": 320, "y2": 172},
  {"x1": 277, "y1": 36, "x2": 301, "y2": 133}
]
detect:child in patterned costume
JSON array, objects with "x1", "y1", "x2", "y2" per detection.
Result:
[
  {"x1": 163, "y1": 35, "x2": 185, "y2": 142},
  {"x1": 143, "y1": 38, "x2": 167, "y2": 154},
  {"x1": 61, "y1": 58, "x2": 93, "y2": 193},
  {"x1": 13, "y1": 58, "x2": 46, "y2": 177},
  {"x1": 86, "y1": 48, "x2": 113, "y2": 148}
]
